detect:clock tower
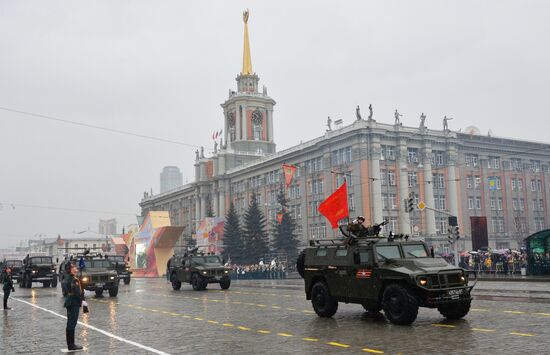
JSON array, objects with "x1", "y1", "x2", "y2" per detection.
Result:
[{"x1": 221, "y1": 9, "x2": 276, "y2": 155}]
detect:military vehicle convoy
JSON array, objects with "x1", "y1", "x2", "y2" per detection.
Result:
[
  {"x1": 297, "y1": 221, "x2": 476, "y2": 325},
  {"x1": 19, "y1": 256, "x2": 58, "y2": 288},
  {"x1": 169, "y1": 252, "x2": 231, "y2": 291},
  {"x1": 105, "y1": 254, "x2": 132, "y2": 285},
  {"x1": 4, "y1": 260, "x2": 23, "y2": 283},
  {"x1": 59, "y1": 253, "x2": 119, "y2": 297}
]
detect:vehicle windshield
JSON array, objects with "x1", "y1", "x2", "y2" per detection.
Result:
[
  {"x1": 83, "y1": 260, "x2": 113, "y2": 269},
  {"x1": 7, "y1": 260, "x2": 23, "y2": 266},
  {"x1": 375, "y1": 245, "x2": 401, "y2": 260},
  {"x1": 30, "y1": 257, "x2": 53, "y2": 264},
  {"x1": 192, "y1": 256, "x2": 222, "y2": 265},
  {"x1": 402, "y1": 244, "x2": 429, "y2": 258}
]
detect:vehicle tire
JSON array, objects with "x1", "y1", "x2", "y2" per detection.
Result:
[
  {"x1": 381, "y1": 284, "x2": 419, "y2": 325},
  {"x1": 438, "y1": 300, "x2": 471, "y2": 320},
  {"x1": 191, "y1": 273, "x2": 202, "y2": 291},
  {"x1": 108, "y1": 287, "x2": 119, "y2": 297},
  {"x1": 43, "y1": 281, "x2": 50, "y2": 288},
  {"x1": 95, "y1": 289, "x2": 104, "y2": 297},
  {"x1": 220, "y1": 279, "x2": 231, "y2": 290},
  {"x1": 124, "y1": 276, "x2": 131, "y2": 285},
  {"x1": 296, "y1": 250, "x2": 306, "y2": 278},
  {"x1": 51, "y1": 278, "x2": 57, "y2": 288},
  {"x1": 171, "y1": 274, "x2": 182, "y2": 291},
  {"x1": 311, "y1": 281, "x2": 338, "y2": 317}
]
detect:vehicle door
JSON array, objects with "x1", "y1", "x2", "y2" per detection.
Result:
[
  {"x1": 349, "y1": 248, "x2": 377, "y2": 300},
  {"x1": 180, "y1": 257, "x2": 191, "y2": 283},
  {"x1": 324, "y1": 247, "x2": 350, "y2": 299}
]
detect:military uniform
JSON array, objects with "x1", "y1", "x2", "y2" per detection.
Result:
[
  {"x1": 2, "y1": 269, "x2": 14, "y2": 310},
  {"x1": 62, "y1": 273, "x2": 84, "y2": 350}
]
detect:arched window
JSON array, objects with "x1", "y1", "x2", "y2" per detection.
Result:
[{"x1": 252, "y1": 110, "x2": 263, "y2": 140}]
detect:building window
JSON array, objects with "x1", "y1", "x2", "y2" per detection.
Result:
[
  {"x1": 465, "y1": 154, "x2": 479, "y2": 168},
  {"x1": 496, "y1": 177, "x2": 502, "y2": 190},
  {"x1": 348, "y1": 194, "x2": 355, "y2": 211},
  {"x1": 380, "y1": 170, "x2": 387, "y2": 186},
  {"x1": 519, "y1": 198, "x2": 525, "y2": 211},
  {"x1": 532, "y1": 160, "x2": 541, "y2": 172},
  {"x1": 437, "y1": 218, "x2": 448, "y2": 235},
  {"x1": 488, "y1": 156, "x2": 500, "y2": 169},
  {"x1": 512, "y1": 199, "x2": 518, "y2": 210},
  {"x1": 468, "y1": 198, "x2": 474, "y2": 210},
  {"x1": 475, "y1": 197, "x2": 481, "y2": 210},
  {"x1": 511, "y1": 179, "x2": 516, "y2": 190},
  {"x1": 435, "y1": 151, "x2": 444, "y2": 166},
  {"x1": 537, "y1": 179, "x2": 543, "y2": 192},
  {"x1": 408, "y1": 172, "x2": 418, "y2": 187},
  {"x1": 540, "y1": 199, "x2": 545, "y2": 210},
  {"x1": 474, "y1": 176, "x2": 481, "y2": 189},
  {"x1": 331, "y1": 147, "x2": 352, "y2": 166},
  {"x1": 388, "y1": 171, "x2": 396, "y2": 186},
  {"x1": 490, "y1": 198, "x2": 496, "y2": 210},
  {"x1": 407, "y1": 148, "x2": 418, "y2": 164},
  {"x1": 382, "y1": 194, "x2": 388, "y2": 210},
  {"x1": 497, "y1": 198, "x2": 503, "y2": 210},
  {"x1": 434, "y1": 174, "x2": 445, "y2": 189},
  {"x1": 531, "y1": 180, "x2": 537, "y2": 192},
  {"x1": 390, "y1": 194, "x2": 397, "y2": 210},
  {"x1": 466, "y1": 175, "x2": 473, "y2": 189},
  {"x1": 518, "y1": 179, "x2": 523, "y2": 191},
  {"x1": 511, "y1": 158, "x2": 522, "y2": 171}
]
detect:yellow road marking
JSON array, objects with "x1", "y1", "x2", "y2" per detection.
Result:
[
  {"x1": 222, "y1": 323, "x2": 234, "y2": 327},
  {"x1": 207, "y1": 320, "x2": 219, "y2": 324},
  {"x1": 183, "y1": 315, "x2": 192, "y2": 319},
  {"x1": 237, "y1": 326, "x2": 251, "y2": 331},
  {"x1": 327, "y1": 342, "x2": 351, "y2": 348},
  {"x1": 169, "y1": 312, "x2": 179, "y2": 316},
  {"x1": 510, "y1": 332, "x2": 534, "y2": 337},
  {"x1": 302, "y1": 310, "x2": 315, "y2": 314},
  {"x1": 362, "y1": 348, "x2": 384, "y2": 354},
  {"x1": 431, "y1": 324, "x2": 456, "y2": 328},
  {"x1": 472, "y1": 328, "x2": 496, "y2": 332},
  {"x1": 277, "y1": 333, "x2": 293, "y2": 337},
  {"x1": 470, "y1": 308, "x2": 488, "y2": 312},
  {"x1": 271, "y1": 306, "x2": 281, "y2": 309},
  {"x1": 257, "y1": 330, "x2": 271, "y2": 334},
  {"x1": 504, "y1": 311, "x2": 525, "y2": 314},
  {"x1": 302, "y1": 338, "x2": 319, "y2": 342},
  {"x1": 256, "y1": 304, "x2": 267, "y2": 307},
  {"x1": 535, "y1": 313, "x2": 550, "y2": 316},
  {"x1": 194, "y1": 317, "x2": 204, "y2": 321},
  {"x1": 232, "y1": 301, "x2": 242, "y2": 304},
  {"x1": 286, "y1": 308, "x2": 296, "y2": 311}
]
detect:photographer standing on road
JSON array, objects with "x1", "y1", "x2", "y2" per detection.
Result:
[
  {"x1": 62, "y1": 263, "x2": 84, "y2": 351},
  {"x1": 2, "y1": 266, "x2": 15, "y2": 310}
]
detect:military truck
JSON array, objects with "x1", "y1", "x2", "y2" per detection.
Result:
[
  {"x1": 4, "y1": 260, "x2": 23, "y2": 283},
  {"x1": 169, "y1": 253, "x2": 231, "y2": 291},
  {"x1": 78, "y1": 258, "x2": 119, "y2": 297},
  {"x1": 297, "y1": 225, "x2": 476, "y2": 325},
  {"x1": 105, "y1": 254, "x2": 132, "y2": 285},
  {"x1": 19, "y1": 256, "x2": 58, "y2": 288}
]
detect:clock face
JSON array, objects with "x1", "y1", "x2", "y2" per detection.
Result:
[
  {"x1": 252, "y1": 109, "x2": 263, "y2": 125},
  {"x1": 227, "y1": 112, "x2": 236, "y2": 127}
]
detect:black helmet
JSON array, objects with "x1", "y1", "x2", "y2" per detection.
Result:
[{"x1": 357, "y1": 216, "x2": 365, "y2": 221}]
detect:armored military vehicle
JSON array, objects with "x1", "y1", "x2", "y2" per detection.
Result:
[
  {"x1": 19, "y1": 256, "x2": 58, "y2": 288},
  {"x1": 4, "y1": 260, "x2": 23, "y2": 283},
  {"x1": 169, "y1": 253, "x2": 231, "y2": 291},
  {"x1": 77, "y1": 255, "x2": 119, "y2": 297},
  {"x1": 105, "y1": 254, "x2": 132, "y2": 285},
  {"x1": 297, "y1": 223, "x2": 476, "y2": 325}
]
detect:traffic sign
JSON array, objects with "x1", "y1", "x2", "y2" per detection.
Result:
[{"x1": 417, "y1": 201, "x2": 426, "y2": 211}]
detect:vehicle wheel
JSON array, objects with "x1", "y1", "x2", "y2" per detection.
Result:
[
  {"x1": 124, "y1": 276, "x2": 131, "y2": 285},
  {"x1": 51, "y1": 278, "x2": 57, "y2": 288},
  {"x1": 201, "y1": 278, "x2": 208, "y2": 291},
  {"x1": 220, "y1": 279, "x2": 231, "y2": 290},
  {"x1": 108, "y1": 287, "x2": 119, "y2": 297},
  {"x1": 191, "y1": 274, "x2": 202, "y2": 291},
  {"x1": 43, "y1": 281, "x2": 50, "y2": 288},
  {"x1": 382, "y1": 284, "x2": 419, "y2": 325},
  {"x1": 171, "y1": 274, "x2": 182, "y2": 291},
  {"x1": 296, "y1": 250, "x2": 306, "y2": 278},
  {"x1": 95, "y1": 289, "x2": 104, "y2": 297},
  {"x1": 311, "y1": 281, "x2": 338, "y2": 317},
  {"x1": 438, "y1": 300, "x2": 471, "y2": 320}
]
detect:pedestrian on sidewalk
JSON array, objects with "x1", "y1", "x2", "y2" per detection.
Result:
[
  {"x1": 62, "y1": 263, "x2": 84, "y2": 351},
  {"x1": 2, "y1": 266, "x2": 15, "y2": 310}
]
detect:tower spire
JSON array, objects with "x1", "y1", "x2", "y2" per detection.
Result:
[{"x1": 241, "y1": 9, "x2": 253, "y2": 75}]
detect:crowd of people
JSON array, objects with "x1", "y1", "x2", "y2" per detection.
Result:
[
  {"x1": 229, "y1": 260, "x2": 288, "y2": 280},
  {"x1": 456, "y1": 249, "x2": 528, "y2": 274}
]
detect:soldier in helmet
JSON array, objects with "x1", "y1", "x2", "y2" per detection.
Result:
[{"x1": 344, "y1": 216, "x2": 368, "y2": 245}]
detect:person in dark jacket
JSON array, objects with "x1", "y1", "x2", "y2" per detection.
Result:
[
  {"x1": 62, "y1": 263, "x2": 84, "y2": 351},
  {"x1": 3, "y1": 266, "x2": 15, "y2": 310}
]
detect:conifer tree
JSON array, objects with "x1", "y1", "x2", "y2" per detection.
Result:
[
  {"x1": 222, "y1": 202, "x2": 245, "y2": 264},
  {"x1": 271, "y1": 188, "x2": 299, "y2": 262},
  {"x1": 242, "y1": 192, "x2": 269, "y2": 264}
]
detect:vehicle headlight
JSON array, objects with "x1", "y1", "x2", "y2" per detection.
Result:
[
  {"x1": 418, "y1": 277, "x2": 428, "y2": 286},
  {"x1": 32, "y1": 270, "x2": 37, "y2": 274},
  {"x1": 81, "y1": 277, "x2": 89, "y2": 282},
  {"x1": 110, "y1": 276, "x2": 115, "y2": 280},
  {"x1": 125, "y1": 266, "x2": 130, "y2": 270},
  {"x1": 51, "y1": 269, "x2": 56, "y2": 273},
  {"x1": 202, "y1": 271, "x2": 207, "y2": 275},
  {"x1": 460, "y1": 275, "x2": 466, "y2": 283},
  {"x1": 224, "y1": 270, "x2": 229, "y2": 274}
]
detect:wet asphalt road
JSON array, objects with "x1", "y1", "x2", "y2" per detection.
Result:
[{"x1": 1, "y1": 278, "x2": 550, "y2": 355}]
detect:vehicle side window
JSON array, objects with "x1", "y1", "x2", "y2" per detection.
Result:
[
  {"x1": 315, "y1": 249, "x2": 327, "y2": 257},
  {"x1": 335, "y1": 249, "x2": 348, "y2": 257},
  {"x1": 359, "y1": 251, "x2": 371, "y2": 265}
]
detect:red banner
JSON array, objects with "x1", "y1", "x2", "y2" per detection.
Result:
[
  {"x1": 282, "y1": 164, "x2": 297, "y2": 188},
  {"x1": 318, "y1": 181, "x2": 349, "y2": 228},
  {"x1": 276, "y1": 213, "x2": 283, "y2": 224}
]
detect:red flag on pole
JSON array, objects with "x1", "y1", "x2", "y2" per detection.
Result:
[
  {"x1": 318, "y1": 181, "x2": 349, "y2": 228},
  {"x1": 282, "y1": 164, "x2": 297, "y2": 188}
]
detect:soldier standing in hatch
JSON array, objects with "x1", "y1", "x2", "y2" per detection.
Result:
[
  {"x1": 344, "y1": 216, "x2": 368, "y2": 245},
  {"x1": 3, "y1": 266, "x2": 15, "y2": 310},
  {"x1": 62, "y1": 263, "x2": 84, "y2": 351}
]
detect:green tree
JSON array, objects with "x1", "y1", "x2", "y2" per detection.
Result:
[
  {"x1": 242, "y1": 192, "x2": 269, "y2": 263},
  {"x1": 271, "y1": 188, "x2": 299, "y2": 262},
  {"x1": 206, "y1": 195, "x2": 214, "y2": 217},
  {"x1": 222, "y1": 202, "x2": 245, "y2": 264}
]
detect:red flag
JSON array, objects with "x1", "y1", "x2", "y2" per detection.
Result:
[
  {"x1": 318, "y1": 181, "x2": 349, "y2": 228},
  {"x1": 282, "y1": 164, "x2": 297, "y2": 188},
  {"x1": 276, "y1": 213, "x2": 283, "y2": 224}
]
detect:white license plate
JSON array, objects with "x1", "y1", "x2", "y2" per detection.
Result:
[
  {"x1": 448, "y1": 289, "x2": 463, "y2": 296},
  {"x1": 96, "y1": 283, "x2": 104, "y2": 287}
]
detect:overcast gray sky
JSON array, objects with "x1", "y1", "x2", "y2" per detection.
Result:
[{"x1": 1, "y1": 1, "x2": 549, "y2": 247}]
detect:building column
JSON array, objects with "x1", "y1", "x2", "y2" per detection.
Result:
[
  {"x1": 398, "y1": 141, "x2": 411, "y2": 234},
  {"x1": 200, "y1": 194, "x2": 207, "y2": 220},
  {"x1": 219, "y1": 187, "x2": 226, "y2": 218},
  {"x1": 236, "y1": 103, "x2": 241, "y2": 141},
  {"x1": 213, "y1": 188, "x2": 219, "y2": 217},
  {"x1": 370, "y1": 138, "x2": 383, "y2": 224},
  {"x1": 267, "y1": 108, "x2": 274, "y2": 142},
  {"x1": 447, "y1": 146, "x2": 459, "y2": 218},
  {"x1": 195, "y1": 193, "x2": 201, "y2": 229},
  {"x1": 423, "y1": 145, "x2": 437, "y2": 236},
  {"x1": 242, "y1": 104, "x2": 248, "y2": 140}
]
